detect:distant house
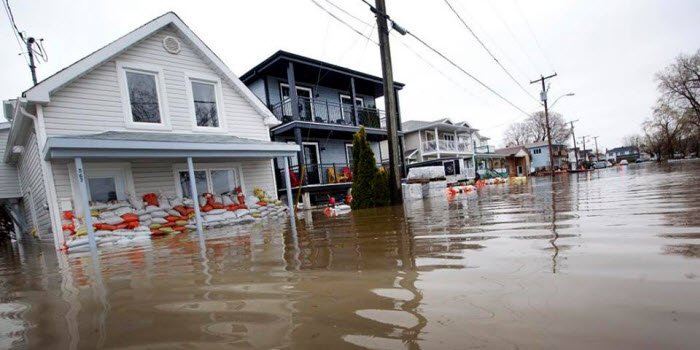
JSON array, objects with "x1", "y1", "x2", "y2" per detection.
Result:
[
  {"x1": 400, "y1": 118, "x2": 477, "y2": 180},
  {"x1": 494, "y1": 146, "x2": 530, "y2": 177},
  {"x1": 240, "y1": 50, "x2": 404, "y2": 204},
  {"x1": 568, "y1": 147, "x2": 593, "y2": 169},
  {"x1": 606, "y1": 146, "x2": 642, "y2": 163},
  {"x1": 1, "y1": 12, "x2": 297, "y2": 247},
  {"x1": 523, "y1": 141, "x2": 569, "y2": 172}
]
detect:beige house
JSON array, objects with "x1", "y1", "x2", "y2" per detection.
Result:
[{"x1": 2, "y1": 12, "x2": 297, "y2": 248}]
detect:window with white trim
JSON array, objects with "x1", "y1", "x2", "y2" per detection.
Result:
[
  {"x1": 86, "y1": 172, "x2": 127, "y2": 202},
  {"x1": 191, "y1": 80, "x2": 220, "y2": 127},
  {"x1": 125, "y1": 70, "x2": 162, "y2": 123},
  {"x1": 443, "y1": 134, "x2": 455, "y2": 141},
  {"x1": 178, "y1": 168, "x2": 241, "y2": 197}
]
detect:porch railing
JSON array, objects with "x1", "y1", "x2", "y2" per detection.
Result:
[
  {"x1": 270, "y1": 97, "x2": 385, "y2": 129},
  {"x1": 475, "y1": 145, "x2": 496, "y2": 154},
  {"x1": 421, "y1": 140, "x2": 473, "y2": 154},
  {"x1": 275, "y1": 162, "x2": 385, "y2": 189}
]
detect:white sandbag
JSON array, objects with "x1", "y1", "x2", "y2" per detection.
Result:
[
  {"x1": 102, "y1": 216, "x2": 124, "y2": 225},
  {"x1": 167, "y1": 209, "x2": 180, "y2": 217},
  {"x1": 185, "y1": 224, "x2": 196, "y2": 230},
  {"x1": 170, "y1": 197, "x2": 183, "y2": 207},
  {"x1": 140, "y1": 219, "x2": 152, "y2": 227},
  {"x1": 99, "y1": 211, "x2": 116, "y2": 219},
  {"x1": 67, "y1": 237, "x2": 100, "y2": 248},
  {"x1": 145, "y1": 205, "x2": 162, "y2": 214},
  {"x1": 213, "y1": 195, "x2": 223, "y2": 204},
  {"x1": 114, "y1": 206, "x2": 135, "y2": 217},
  {"x1": 90, "y1": 202, "x2": 109, "y2": 210},
  {"x1": 206, "y1": 208, "x2": 226, "y2": 216},
  {"x1": 129, "y1": 194, "x2": 144, "y2": 211},
  {"x1": 98, "y1": 236, "x2": 121, "y2": 245},
  {"x1": 234, "y1": 209, "x2": 250, "y2": 217},
  {"x1": 183, "y1": 198, "x2": 194, "y2": 207},
  {"x1": 151, "y1": 217, "x2": 167, "y2": 224},
  {"x1": 407, "y1": 166, "x2": 445, "y2": 180},
  {"x1": 222, "y1": 211, "x2": 237, "y2": 220},
  {"x1": 107, "y1": 201, "x2": 131, "y2": 210},
  {"x1": 203, "y1": 214, "x2": 225, "y2": 223},
  {"x1": 158, "y1": 196, "x2": 171, "y2": 209},
  {"x1": 135, "y1": 209, "x2": 147, "y2": 216},
  {"x1": 138, "y1": 214, "x2": 152, "y2": 221},
  {"x1": 222, "y1": 195, "x2": 234, "y2": 206},
  {"x1": 150, "y1": 210, "x2": 168, "y2": 218},
  {"x1": 248, "y1": 202, "x2": 260, "y2": 209}
]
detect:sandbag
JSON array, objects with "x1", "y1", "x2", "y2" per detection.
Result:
[
  {"x1": 121, "y1": 213, "x2": 139, "y2": 223},
  {"x1": 145, "y1": 205, "x2": 162, "y2": 213},
  {"x1": 102, "y1": 216, "x2": 124, "y2": 225},
  {"x1": 138, "y1": 214, "x2": 152, "y2": 222},
  {"x1": 114, "y1": 206, "x2": 135, "y2": 217},
  {"x1": 175, "y1": 220, "x2": 188, "y2": 226},
  {"x1": 222, "y1": 195, "x2": 234, "y2": 206},
  {"x1": 203, "y1": 214, "x2": 225, "y2": 223},
  {"x1": 149, "y1": 223, "x2": 162, "y2": 229},
  {"x1": 170, "y1": 197, "x2": 183, "y2": 207},
  {"x1": 151, "y1": 217, "x2": 167, "y2": 224},
  {"x1": 108, "y1": 201, "x2": 131, "y2": 211},
  {"x1": 167, "y1": 209, "x2": 180, "y2": 217},
  {"x1": 99, "y1": 211, "x2": 116, "y2": 220},
  {"x1": 150, "y1": 210, "x2": 168, "y2": 218},
  {"x1": 91, "y1": 202, "x2": 109, "y2": 210},
  {"x1": 129, "y1": 194, "x2": 144, "y2": 211},
  {"x1": 206, "y1": 208, "x2": 226, "y2": 216},
  {"x1": 143, "y1": 193, "x2": 159, "y2": 206}
]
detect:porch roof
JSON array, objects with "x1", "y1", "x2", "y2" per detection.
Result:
[{"x1": 43, "y1": 131, "x2": 299, "y2": 160}]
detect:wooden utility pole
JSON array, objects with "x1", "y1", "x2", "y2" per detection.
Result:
[
  {"x1": 530, "y1": 73, "x2": 557, "y2": 177},
  {"x1": 569, "y1": 120, "x2": 579, "y2": 170},
  {"x1": 593, "y1": 136, "x2": 600, "y2": 161},
  {"x1": 372, "y1": 0, "x2": 402, "y2": 203}
]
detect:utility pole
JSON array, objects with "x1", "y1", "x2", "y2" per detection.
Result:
[
  {"x1": 25, "y1": 37, "x2": 38, "y2": 85},
  {"x1": 580, "y1": 136, "x2": 588, "y2": 162},
  {"x1": 369, "y1": 0, "x2": 403, "y2": 204},
  {"x1": 593, "y1": 136, "x2": 600, "y2": 161},
  {"x1": 569, "y1": 120, "x2": 579, "y2": 170},
  {"x1": 530, "y1": 73, "x2": 557, "y2": 177}
]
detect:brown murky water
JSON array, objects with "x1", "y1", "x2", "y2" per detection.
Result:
[{"x1": 2, "y1": 162, "x2": 699, "y2": 349}]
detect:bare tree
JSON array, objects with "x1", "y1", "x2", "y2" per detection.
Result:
[
  {"x1": 621, "y1": 134, "x2": 642, "y2": 148},
  {"x1": 503, "y1": 111, "x2": 571, "y2": 146}
]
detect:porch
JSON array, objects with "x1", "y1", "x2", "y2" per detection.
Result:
[{"x1": 43, "y1": 131, "x2": 299, "y2": 247}]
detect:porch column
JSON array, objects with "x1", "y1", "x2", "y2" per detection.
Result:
[
  {"x1": 282, "y1": 157, "x2": 294, "y2": 212},
  {"x1": 454, "y1": 130, "x2": 458, "y2": 152},
  {"x1": 286, "y1": 62, "x2": 300, "y2": 120},
  {"x1": 293, "y1": 127, "x2": 305, "y2": 178},
  {"x1": 395, "y1": 88, "x2": 406, "y2": 176},
  {"x1": 74, "y1": 157, "x2": 97, "y2": 251},
  {"x1": 350, "y1": 77, "x2": 359, "y2": 125},
  {"x1": 434, "y1": 126, "x2": 440, "y2": 158},
  {"x1": 187, "y1": 157, "x2": 203, "y2": 234}
]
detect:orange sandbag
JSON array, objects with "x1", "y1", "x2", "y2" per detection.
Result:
[
  {"x1": 201, "y1": 205, "x2": 213, "y2": 212},
  {"x1": 115, "y1": 223, "x2": 128, "y2": 230},
  {"x1": 173, "y1": 226, "x2": 187, "y2": 232},
  {"x1": 62, "y1": 223, "x2": 75, "y2": 231},
  {"x1": 161, "y1": 222, "x2": 176, "y2": 228},
  {"x1": 63, "y1": 211, "x2": 74, "y2": 220},
  {"x1": 173, "y1": 205, "x2": 188, "y2": 216},
  {"x1": 97, "y1": 224, "x2": 117, "y2": 231},
  {"x1": 150, "y1": 229, "x2": 167, "y2": 236},
  {"x1": 212, "y1": 203, "x2": 225, "y2": 210},
  {"x1": 143, "y1": 193, "x2": 159, "y2": 206},
  {"x1": 165, "y1": 216, "x2": 180, "y2": 222},
  {"x1": 121, "y1": 213, "x2": 139, "y2": 223},
  {"x1": 125, "y1": 221, "x2": 140, "y2": 230},
  {"x1": 185, "y1": 208, "x2": 195, "y2": 215}
]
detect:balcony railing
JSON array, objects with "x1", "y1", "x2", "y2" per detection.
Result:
[
  {"x1": 475, "y1": 145, "x2": 496, "y2": 154},
  {"x1": 421, "y1": 140, "x2": 473, "y2": 154},
  {"x1": 270, "y1": 97, "x2": 385, "y2": 129}
]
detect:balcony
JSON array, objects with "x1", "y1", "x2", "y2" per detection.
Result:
[
  {"x1": 276, "y1": 162, "x2": 384, "y2": 189},
  {"x1": 271, "y1": 97, "x2": 385, "y2": 129},
  {"x1": 421, "y1": 140, "x2": 473, "y2": 154},
  {"x1": 475, "y1": 145, "x2": 496, "y2": 154}
]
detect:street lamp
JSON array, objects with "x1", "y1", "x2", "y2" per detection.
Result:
[{"x1": 549, "y1": 93, "x2": 575, "y2": 109}]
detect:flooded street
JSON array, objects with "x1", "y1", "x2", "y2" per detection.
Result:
[{"x1": 1, "y1": 162, "x2": 699, "y2": 349}]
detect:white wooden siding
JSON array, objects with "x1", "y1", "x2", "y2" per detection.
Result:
[
  {"x1": 42, "y1": 27, "x2": 270, "y2": 141},
  {"x1": 17, "y1": 130, "x2": 51, "y2": 238},
  {"x1": 0, "y1": 128, "x2": 21, "y2": 198}
]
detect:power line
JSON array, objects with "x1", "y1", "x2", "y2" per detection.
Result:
[
  {"x1": 487, "y1": 1, "x2": 542, "y2": 76},
  {"x1": 2, "y1": 0, "x2": 28, "y2": 64},
  {"x1": 443, "y1": 0, "x2": 540, "y2": 104},
  {"x1": 358, "y1": 0, "x2": 533, "y2": 117},
  {"x1": 310, "y1": 0, "x2": 377, "y2": 45},
  {"x1": 513, "y1": 0, "x2": 555, "y2": 72},
  {"x1": 323, "y1": 0, "x2": 372, "y2": 27}
]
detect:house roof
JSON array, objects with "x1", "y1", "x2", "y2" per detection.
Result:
[
  {"x1": 495, "y1": 145, "x2": 528, "y2": 156},
  {"x1": 401, "y1": 118, "x2": 474, "y2": 133},
  {"x1": 523, "y1": 140, "x2": 568, "y2": 149},
  {"x1": 606, "y1": 146, "x2": 639, "y2": 153},
  {"x1": 239, "y1": 50, "x2": 404, "y2": 97},
  {"x1": 43, "y1": 131, "x2": 299, "y2": 160},
  {"x1": 20, "y1": 12, "x2": 277, "y2": 127}
]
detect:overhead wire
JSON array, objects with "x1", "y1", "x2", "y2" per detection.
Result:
[
  {"x1": 323, "y1": 0, "x2": 371, "y2": 27},
  {"x1": 443, "y1": 0, "x2": 540, "y2": 104},
  {"x1": 513, "y1": 0, "x2": 555, "y2": 72},
  {"x1": 2, "y1": 0, "x2": 29, "y2": 64},
  {"x1": 310, "y1": 0, "x2": 377, "y2": 45},
  {"x1": 487, "y1": 0, "x2": 542, "y2": 76}
]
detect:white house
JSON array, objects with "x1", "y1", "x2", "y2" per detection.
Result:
[{"x1": 1, "y1": 12, "x2": 298, "y2": 248}]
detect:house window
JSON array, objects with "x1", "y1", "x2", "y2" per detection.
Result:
[
  {"x1": 533, "y1": 149, "x2": 542, "y2": 155},
  {"x1": 346, "y1": 144, "x2": 354, "y2": 165},
  {"x1": 88, "y1": 177, "x2": 118, "y2": 202},
  {"x1": 125, "y1": 71, "x2": 161, "y2": 123},
  {"x1": 191, "y1": 81, "x2": 219, "y2": 127},
  {"x1": 444, "y1": 134, "x2": 455, "y2": 141},
  {"x1": 178, "y1": 167, "x2": 241, "y2": 197}
]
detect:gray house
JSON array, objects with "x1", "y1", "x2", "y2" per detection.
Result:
[
  {"x1": 1, "y1": 13, "x2": 297, "y2": 247},
  {"x1": 240, "y1": 51, "x2": 404, "y2": 204}
]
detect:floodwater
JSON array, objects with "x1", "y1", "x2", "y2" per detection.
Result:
[{"x1": 1, "y1": 162, "x2": 699, "y2": 349}]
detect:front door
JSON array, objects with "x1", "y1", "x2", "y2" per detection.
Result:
[
  {"x1": 340, "y1": 95, "x2": 363, "y2": 125},
  {"x1": 303, "y1": 142, "x2": 321, "y2": 185}
]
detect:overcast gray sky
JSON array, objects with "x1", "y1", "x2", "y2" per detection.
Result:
[{"x1": 2, "y1": 0, "x2": 699, "y2": 149}]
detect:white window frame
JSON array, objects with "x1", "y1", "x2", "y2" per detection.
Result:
[
  {"x1": 280, "y1": 83, "x2": 314, "y2": 118},
  {"x1": 172, "y1": 162, "x2": 244, "y2": 198},
  {"x1": 67, "y1": 162, "x2": 137, "y2": 213},
  {"x1": 443, "y1": 134, "x2": 455, "y2": 141},
  {"x1": 116, "y1": 61, "x2": 171, "y2": 131},
  {"x1": 339, "y1": 94, "x2": 364, "y2": 119},
  {"x1": 345, "y1": 143, "x2": 354, "y2": 164},
  {"x1": 184, "y1": 71, "x2": 227, "y2": 132}
]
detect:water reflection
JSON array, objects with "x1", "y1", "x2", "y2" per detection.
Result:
[{"x1": 0, "y1": 162, "x2": 699, "y2": 349}]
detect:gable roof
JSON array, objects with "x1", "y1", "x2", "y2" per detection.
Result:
[
  {"x1": 22, "y1": 12, "x2": 278, "y2": 126},
  {"x1": 401, "y1": 118, "x2": 474, "y2": 133}
]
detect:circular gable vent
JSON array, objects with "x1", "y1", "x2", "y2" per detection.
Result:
[{"x1": 162, "y1": 36, "x2": 181, "y2": 54}]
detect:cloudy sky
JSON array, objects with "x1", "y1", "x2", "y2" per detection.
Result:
[{"x1": 1, "y1": 0, "x2": 698, "y2": 148}]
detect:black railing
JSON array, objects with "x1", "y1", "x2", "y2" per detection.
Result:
[
  {"x1": 275, "y1": 162, "x2": 386, "y2": 189},
  {"x1": 270, "y1": 97, "x2": 384, "y2": 129}
]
